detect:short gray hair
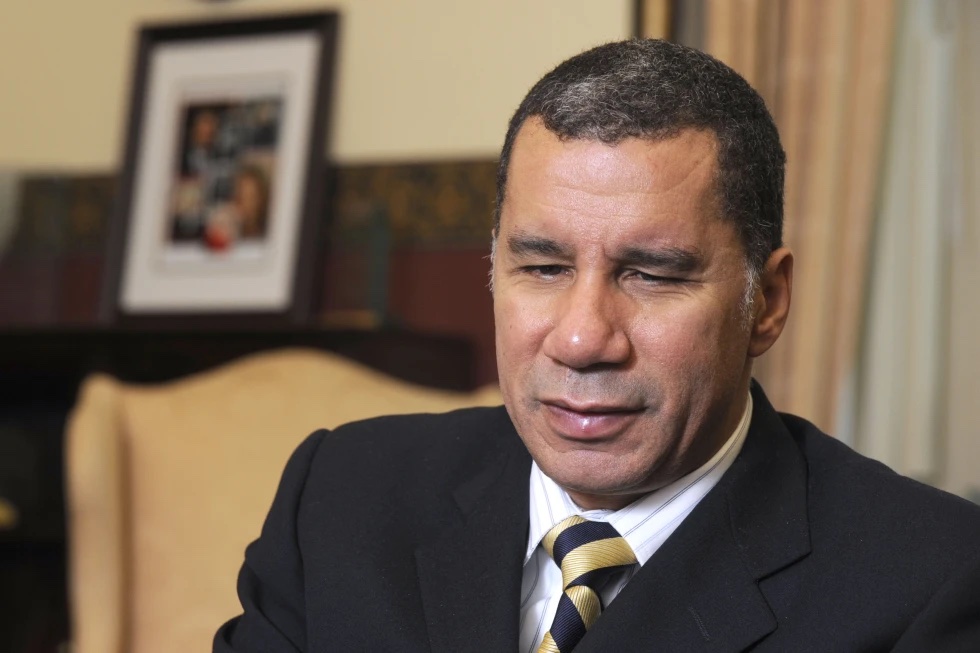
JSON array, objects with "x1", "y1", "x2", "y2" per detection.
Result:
[{"x1": 494, "y1": 39, "x2": 785, "y2": 275}]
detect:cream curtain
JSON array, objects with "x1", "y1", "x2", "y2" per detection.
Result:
[
  {"x1": 943, "y1": 1, "x2": 980, "y2": 499},
  {"x1": 697, "y1": 0, "x2": 898, "y2": 435},
  {"x1": 855, "y1": 0, "x2": 979, "y2": 487}
]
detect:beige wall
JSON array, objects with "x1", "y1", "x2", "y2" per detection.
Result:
[{"x1": 0, "y1": 0, "x2": 632, "y2": 170}]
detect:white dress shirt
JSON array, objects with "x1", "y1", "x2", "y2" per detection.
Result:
[{"x1": 518, "y1": 393, "x2": 753, "y2": 653}]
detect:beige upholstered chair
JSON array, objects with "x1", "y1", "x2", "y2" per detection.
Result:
[{"x1": 65, "y1": 348, "x2": 502, "y2": 653}]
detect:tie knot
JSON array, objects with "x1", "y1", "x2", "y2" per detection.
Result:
[{"x1": 542, "y1": 515, "x2": 637, "y2": 590}]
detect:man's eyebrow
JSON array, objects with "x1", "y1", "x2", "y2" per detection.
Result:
[
  {"x1": 618, "y1": 246, "x2": 703, "y2": 273},
  {"x1": 505, "y1": 232, "x2": 571, "y2": 258}
]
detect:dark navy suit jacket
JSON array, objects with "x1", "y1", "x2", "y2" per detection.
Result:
[{"x1": 215, "y1": 385, "x2": 980, "y2": 652}]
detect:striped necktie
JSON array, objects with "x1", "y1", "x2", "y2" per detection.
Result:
[{"x1": 537, "y1": 515, "x2": 638, "y2": 653}]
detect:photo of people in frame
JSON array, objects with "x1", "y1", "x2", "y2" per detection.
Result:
[{"x1": 167, "y1": 96, "x2": 282, "y2": 255}]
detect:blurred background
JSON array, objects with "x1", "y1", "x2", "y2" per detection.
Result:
[{"x1": 0, "y1": 1, "x2": 977, "y2": 651}]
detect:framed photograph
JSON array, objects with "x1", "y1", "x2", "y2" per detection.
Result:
[{"x1": 103, "y1": 12, "x2": 338, "y2": 324}]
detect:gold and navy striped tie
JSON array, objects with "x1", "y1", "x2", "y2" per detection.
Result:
[{"x1": 537, "y1": 515, "x2": 637, "y2": 653}]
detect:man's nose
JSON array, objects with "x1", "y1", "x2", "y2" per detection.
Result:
[{"x1": 541, "y1": 277, "x2": 631, "y2": 369}]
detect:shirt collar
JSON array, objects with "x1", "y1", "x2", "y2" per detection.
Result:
[{"x1": 525, "y1": 391, "x2": 753, "y2": 565}]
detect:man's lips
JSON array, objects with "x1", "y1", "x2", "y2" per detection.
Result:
[{"x1": 542, "y1": 400, "x2": 643, "y2": 440}]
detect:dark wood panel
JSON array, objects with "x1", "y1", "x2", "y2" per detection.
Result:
[{"x1": 0, "y1": 327, "x2": 476, "y2": 405}]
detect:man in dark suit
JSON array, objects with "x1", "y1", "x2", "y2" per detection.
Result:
[{"x1": 215, "y1": 39, "x2": 980, "y2": 652}]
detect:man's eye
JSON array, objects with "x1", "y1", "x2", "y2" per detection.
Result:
[
  {"x1": 629, "y1": 270, "x2": 680, "y2": 284},
  {"x1": 524, "y1": 265, "x2": 565, "y2": 278}
]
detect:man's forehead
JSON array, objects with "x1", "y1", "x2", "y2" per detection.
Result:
[{"x1": 501, "y1": 119, "x2": 722, "y2": 219}]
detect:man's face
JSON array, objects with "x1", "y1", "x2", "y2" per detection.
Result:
[{"x1": 493, "y1": 118, "x2": 758, "y2": 510}]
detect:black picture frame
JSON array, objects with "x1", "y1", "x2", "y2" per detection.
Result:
[{"x1": 102, "y1": 12, "x2": 338, "y2": 327}]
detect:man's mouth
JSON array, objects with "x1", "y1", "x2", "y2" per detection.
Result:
[{"x1": 541, "y1": 399, "x2": 643, "y2": 440}]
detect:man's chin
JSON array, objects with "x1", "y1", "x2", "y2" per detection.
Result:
[
  {"x1": 539, "y1": 457, "x2": 651, "y2": 509},
  {"x1": 559, "y1": 482, "x2": 647, "y2": 512}
]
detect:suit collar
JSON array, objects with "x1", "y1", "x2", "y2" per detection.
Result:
[
  {"x1": 725, "y1": 382, "x2": 812, "y2": 579},
  {"x1": 576, "y1": 382, "x2": 811, "y2": 652},
  {"x1": 414, "y1": 408, "x2": 532, "y2": 653}
]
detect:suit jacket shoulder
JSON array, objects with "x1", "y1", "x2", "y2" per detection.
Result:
[
  {"x1": 215, "y1": 405, "x2": 534, "y2": 653},
  {"x1": 311, "y1": 405, "x2": 523, "y2": 494},
  {"x1": 784, "y1": 409, "x2": 980, "y2": 560},
  {"x1": 778, "y1": 411, "x2": 980, "y2": 650}
]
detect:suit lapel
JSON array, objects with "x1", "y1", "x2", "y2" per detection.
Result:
[
  {"x1": 415, "y1": 416, "x2": 532, "y2": 653},
  {"x1": 578, "y1": 384, "x2": 812, "y2": 652}
]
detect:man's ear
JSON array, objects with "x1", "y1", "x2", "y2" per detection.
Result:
[{"x1": 749, "y1": 247, "x2": 793, "y2": 358}]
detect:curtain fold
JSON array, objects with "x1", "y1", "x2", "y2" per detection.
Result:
[
  {"x1": 943, "y1": 0, "x2": 980, "y2": 498},
  {"x1": 856, "y1": 0, "x2": 978, "y2": 484},
  {"x1": 700, "y1": 0, "x2": 897, "y2": 435}
]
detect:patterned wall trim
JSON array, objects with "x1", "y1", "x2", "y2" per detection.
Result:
[
  {"x1": 2, "y1": 159, "x2": 498, "y2": 256},
  {"x1": 331, "y1": 160, "x2": 497, "y2": 248},
  {"x1": 7, "y1": 176, "x2": 116, "y2": 256}
]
